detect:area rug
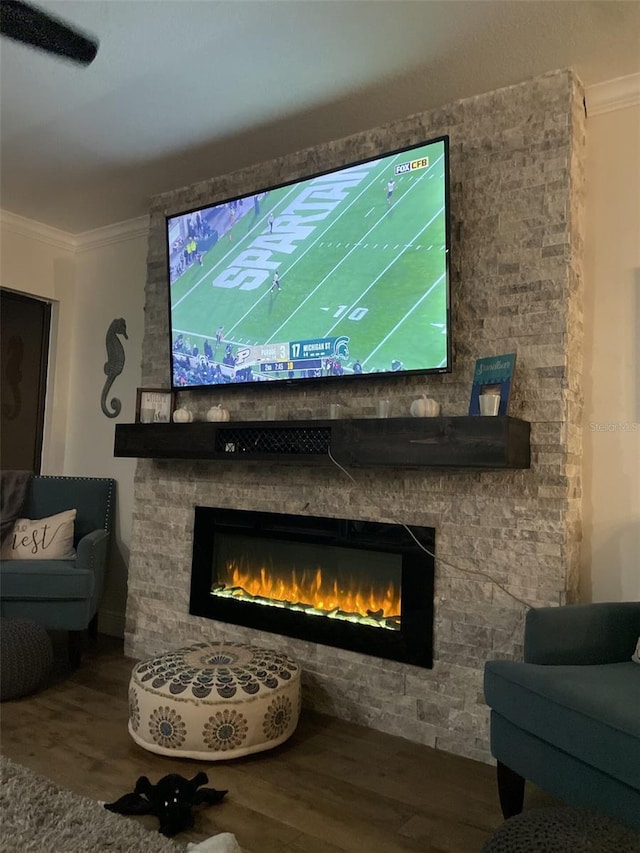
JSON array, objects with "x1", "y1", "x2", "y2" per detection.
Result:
[{"x1": 0, "y1": 755, "x2": 181, "y2": 852}]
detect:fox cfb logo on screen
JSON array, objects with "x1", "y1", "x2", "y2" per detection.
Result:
[{"x1": 394, "y1": 157, "x2": 430, "y2": 176}]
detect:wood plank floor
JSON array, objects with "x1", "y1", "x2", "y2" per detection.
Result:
[{"x1": 0, "y1": 635, "x2": 553, "y2": 852}]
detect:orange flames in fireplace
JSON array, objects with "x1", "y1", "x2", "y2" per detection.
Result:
[{"x1": 222, "y1": 562, "x2": 401, "y2": 620}]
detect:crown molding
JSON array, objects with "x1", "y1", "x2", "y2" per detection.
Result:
[
  {"x1": 74, "y1": 215, "x2": 150, "y2": 251},
  {"x1": 586, "y1": 73, "x2": 640, "y2": 117},
  {"x1": 0, "y1": 209, "x2": 150, "y2": 252},
  {"x1": 0, "y1": 209, "x2": 76, "y2": 251}
]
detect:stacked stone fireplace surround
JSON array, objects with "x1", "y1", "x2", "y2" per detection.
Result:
[{"x1": 126, "y1": 70, "x2": 586, "y2": 762}]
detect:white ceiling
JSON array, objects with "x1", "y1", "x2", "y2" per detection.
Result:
[{"x1": 1, "y1": 0, "x2": 639, "y2": 234}]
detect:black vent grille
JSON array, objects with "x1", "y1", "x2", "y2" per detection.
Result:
[{"x1": 214, "y1": 426, "x2": 331, "y2": 456}]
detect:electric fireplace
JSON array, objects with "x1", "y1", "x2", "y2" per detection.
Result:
[{"x1": 190, "y1": 507, "x2": 434, "y2": 667}]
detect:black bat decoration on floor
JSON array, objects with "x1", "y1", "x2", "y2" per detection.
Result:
[{"x1": 104, "y1": 771, "x2": 228, "y2": 836}]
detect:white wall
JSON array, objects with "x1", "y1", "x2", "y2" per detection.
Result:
[
  {"x1": 582, "y1": 96, "x2": 640, "y2": 601},
  {"x1": 0, "y1": 214, "x2": 147, "y2": 635},
  {"x1": 63, "y1": 232, "x2": 147, "y2": 635},
  {"x1": 1, "y1": 81, "x2": 637, "y2": 636},
  {"x1": 0, "y1": 220, "x2": 76, "y2": 473}
]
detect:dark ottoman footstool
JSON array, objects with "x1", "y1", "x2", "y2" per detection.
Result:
[
  {"x1": 482, "y1": 807, "x2": 640, "y2": 852},
  {"x1": 0, "y1": 618, "x2": 53, "y2": 701}
]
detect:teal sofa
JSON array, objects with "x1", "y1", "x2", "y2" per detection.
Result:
[
  {"x1": 0, "y1": 475, "x2": 115, "y2": 666},
  {"x1": 484, "y1": 602, "x2": 640, "y2": 831}
]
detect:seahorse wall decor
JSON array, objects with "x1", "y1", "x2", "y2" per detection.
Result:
[{"x1": 101, "y1": 318, "x2": 128, "y2": 418}]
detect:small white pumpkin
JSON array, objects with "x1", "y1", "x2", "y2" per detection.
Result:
[
  {"x1": 172, "y1": 406, "x2": 194, "y2": 423},
  {"x1": 409, "y1": 394, "x2": 440, "y2": 417},
  {"x1": 206, "y1": 404, "x2": 230, "y2": 422}
]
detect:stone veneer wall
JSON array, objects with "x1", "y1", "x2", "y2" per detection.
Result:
[{"x1": 126, "y1": 69, "x2": 586, "y2": 762}]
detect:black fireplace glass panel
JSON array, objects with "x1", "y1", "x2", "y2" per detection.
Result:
[
  {"x1": 212, "y1": 532, "x2": 402, "y2": 630},
  {"x1": 190, "y1": 507, "x2": 434, "y2": 667}
]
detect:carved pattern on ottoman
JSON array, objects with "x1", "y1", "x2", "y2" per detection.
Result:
[{"x1": 128, "y1": 641, "x2": 301, "y2": 760}]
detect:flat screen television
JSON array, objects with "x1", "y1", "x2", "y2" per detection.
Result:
[{"x1": 166, "y1": 135, "x2": 450, "y2": 389}]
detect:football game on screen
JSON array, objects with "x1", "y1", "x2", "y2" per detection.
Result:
[{"x1": 168, "y1": 137, "x2": 449, "y2": 387}]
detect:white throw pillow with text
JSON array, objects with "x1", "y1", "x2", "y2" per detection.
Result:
[{"x1": 0, "y1": 509, "x2": 77, "y2": 560}]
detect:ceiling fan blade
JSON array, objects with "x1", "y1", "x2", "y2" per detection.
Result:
[{"x1": 0, "y1": 0, "x2": 98, "y2": 65}]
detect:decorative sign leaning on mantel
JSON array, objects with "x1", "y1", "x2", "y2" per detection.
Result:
[
  {"x1": 135, "y1": 388, "x2": 175, "y2": 424},
  {"x1": 468, "y1": 353, "x2": 516, "y2": 417}
]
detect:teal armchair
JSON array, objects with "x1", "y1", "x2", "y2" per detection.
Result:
[
  {"x1": 0, "y1": 475, "x2": 115, "y2": 666},
  {"x1": 484, "y1": 602, "x2": 640, "y2": 831}
]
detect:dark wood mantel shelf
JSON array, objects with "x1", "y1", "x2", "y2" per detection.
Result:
[{"x1": 114, "y1": 416, "x2": 530, "y2": 469}]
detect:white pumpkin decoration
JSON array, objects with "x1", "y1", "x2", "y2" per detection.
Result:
[
  {"x1": 409, "y1": 394, "x2": 440, "y2": 417},
  {"x1": 172, "y1": 406, "x2": 194, "y2": 423},
  {"x1": 206, "y1": 405, "x2": 230, "y2": 422}
]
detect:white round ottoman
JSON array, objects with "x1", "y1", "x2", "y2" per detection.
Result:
[{"x1": 128, "y1": 641, "x2": 301, "y2": 760}]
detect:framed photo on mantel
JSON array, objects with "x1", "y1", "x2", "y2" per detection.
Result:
[{"x1": 135, "y1": 388, "x2": 175, "y2": 423}]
